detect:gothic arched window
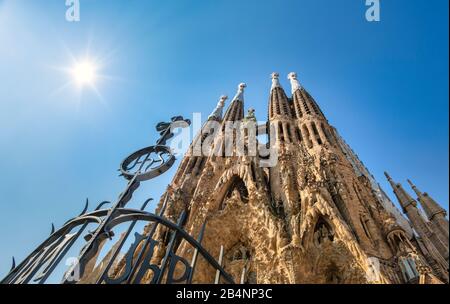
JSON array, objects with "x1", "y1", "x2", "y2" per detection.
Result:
[
  {"x1": 399, "y1": 257, "x2": 419, "y2": 282},
  {"x1": 314, "y1": 218, "x2": 334, "y2": 246},
  {"x1": 219, "y1": 176, "x2": 249, "y2": 210}
]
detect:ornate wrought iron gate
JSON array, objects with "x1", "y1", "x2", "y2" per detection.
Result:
[{"x1": 1, "y1": 116, "x2": 234, "y2": 284}]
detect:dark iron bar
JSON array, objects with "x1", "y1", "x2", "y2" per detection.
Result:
[
  {"x1": 96, "y1": 212, "x2": 234, "y2": 283},
  {"x1": 187, "y1": 221, "x2": 207, "y2": 283},
  {"x1": 37, "y1": 221, "x2": 90, "y2": 284},
  {"x1": 124, "y1": 193, "x2": 169, "y2": 284},
  {"x1": 1, "y1": 199, "x2": 91, "y2": 284},
  {"x1": 95, "y1": 198, "x2": 153, "y2": 284},
  {"x1": 61, "y1": 169, "x2": 140, "y2": 283},
  {"x1": 155, "y1": 210, "x2": 187, "y2": 284},
  {"x1": 214, "y1": 245, "x2": 224, "y2": 284},
  {"x1": 19, "y1": 231, "x2": 78, "y2": 284}
]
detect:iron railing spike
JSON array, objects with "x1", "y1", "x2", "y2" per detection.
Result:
[
  {"x1": 78, "y1": 198, "x2": 89, "y2": 216},
  {"x1": 95, "y1": 200, "x2": 111, "y2": 211},
  {"x1": 177, "y1": 209, "x2": 188, "y2": 227},
  {"x1": 140, "y1": 198, "x2": 153, "y2": 210},
  {"x1": 50, "y1": 223, "x2": 55, "y2": 235},
  {"x1": 187, "y1": 220, "x2": 208, "y2": 283},
  {"x1": 11, "y1": 257, "x2": 16, "y2": 271}
]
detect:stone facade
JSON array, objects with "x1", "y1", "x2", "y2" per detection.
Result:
[{"x1": 140, "y1": 73, "x2": 449, "y2": 284}]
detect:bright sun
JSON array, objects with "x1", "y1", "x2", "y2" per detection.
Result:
[
  {"x1": 72, "y1": 61, "x2": 97, "y2": 86},
  {"x1": 53, "y1": 52, "x2": 108, "y2": 103}
]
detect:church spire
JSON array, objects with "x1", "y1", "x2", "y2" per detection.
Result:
[
  {"x1": 385, "y1": 172, "x2": 396, "y2": 188},
  {"x1": 208, "y1": 95, "x2": 228, "y2": 121},
  {"x1": 407, "y1": 179, "x2": 447, "y2": 220},
  {"x1": 232, "y1": 83, "x2": 246, "y2": 103},
  {"x1": 288, "y1": 72, "x2": 325, "y2": 120},
  {"x1": 407, "y1": 179, "x2": 449, "y2": 246},
  {"x1": 287, "y1": 72, "x2": 302, "y2": 94},
  {"x1": 384, "y1": 172, "x2": 417, "y2": 211},
  {"x1": 271, "y1": 72, "x2": 282, "y2": 91},
  {"x1": 223, "y1": 83, "x2": 246, "y2": 121},
  {"x1": 385, "y1": 172, "x2": 449, "y2": 268},
  {"x1": 268, "y1": 72, "x2": 291, "y2": 118}
]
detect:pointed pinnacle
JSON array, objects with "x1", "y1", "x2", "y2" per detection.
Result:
[
  {"x1": 287, "y1": 72, "x2": 302, "y2": 94},
  {"x1": 384, "y1": 172, "x2": 392, "y2": 180},
  {"x1": 231, "y1": 83, "x2": 246, "y2": 102},
  {"x1": 270, "y1": 72, "x2": 282, "y2": 91}
]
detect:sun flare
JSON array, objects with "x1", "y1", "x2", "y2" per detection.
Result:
[
  {"x1": 52, "y1": 50, "x2": 114, "y2": 107},
  {"x1": 71, "y1": 61, "x2": 97, "y2": 86}
]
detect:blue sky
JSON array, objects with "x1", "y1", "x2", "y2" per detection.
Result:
[{"x1": 0, "y1": 0, "x2": 448, "y2": 277}]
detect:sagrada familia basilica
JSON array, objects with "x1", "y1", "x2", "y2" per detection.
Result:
[{"x1": 143, "y1": 72, "x2": 449, "y2": 284}]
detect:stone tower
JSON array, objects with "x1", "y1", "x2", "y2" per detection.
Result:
[
  {"x1": 407, "y1": 179, "x2": 449, "y2": 246},
  {"x1": 148, "y1": 73, "x2": 448, "y2": 284},
  {"x1": 384, "y1": 173, "x2": 448, "y2": 281}
]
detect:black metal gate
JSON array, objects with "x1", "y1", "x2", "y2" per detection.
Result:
[{"x1": 1, "y1": 116, "x2": 234, "y2": 284}]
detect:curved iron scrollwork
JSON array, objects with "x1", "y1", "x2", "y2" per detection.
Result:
[
  {"x1": 120, "y1": 145, "x2": 175, "y2": 181},
  {"x1": 1, "y1": 116, "x2": 235, "y2": 285},
  {"x1": 120, "y1": 116, "x2": 190, "y2": 181}
]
